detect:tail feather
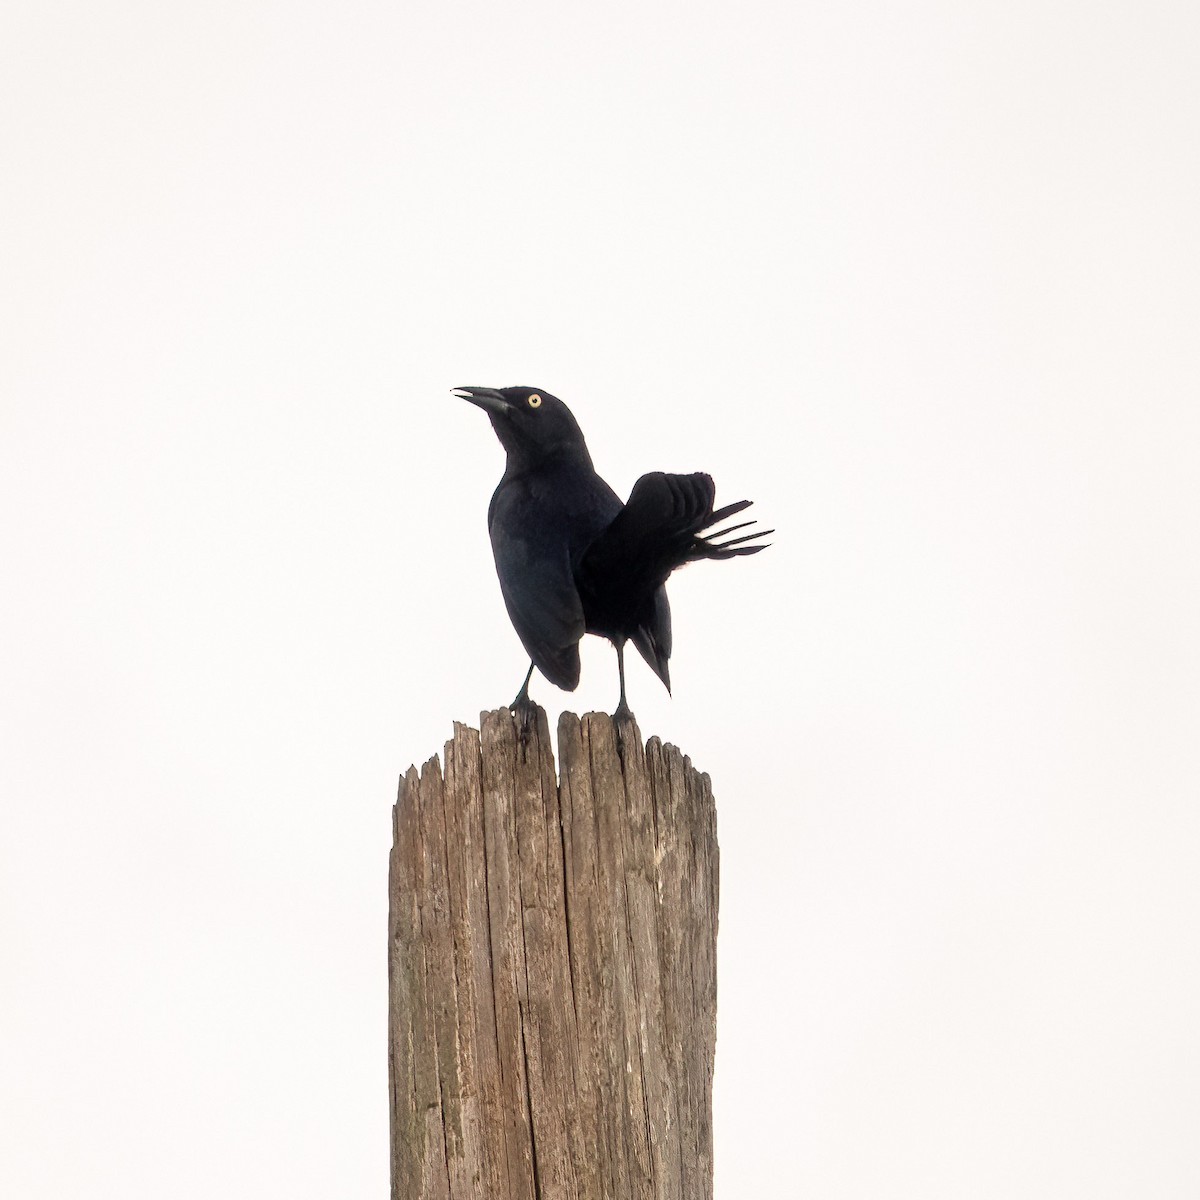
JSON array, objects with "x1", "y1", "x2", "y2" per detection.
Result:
[
  {"x1": 708, "y1": 498, "x2": 753, "y2": 525},
  {"x1": 702, "y1": 517, "x2": 756, "y2": 539},
  {"x1": 694, "y1": 519, "x2": 773, "y2": 556},
  {"x1": 693, "y1": 529, "x2": 772, "y2": 558}
]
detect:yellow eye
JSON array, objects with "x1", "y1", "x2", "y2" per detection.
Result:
[{"x1": 527, "y1": 393, "x2": 542, "y2": 408}]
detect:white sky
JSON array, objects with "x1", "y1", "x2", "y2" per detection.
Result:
[{"x1": 2, "y1": 0, "x2": 1198, "y2": 1196}]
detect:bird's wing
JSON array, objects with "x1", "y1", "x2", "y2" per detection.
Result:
[
  {"x1": 580, "y1": 471, "x2": 769, "y2": 686},
  {"x1": 490, "y1": 519, "x2": 585, "y2": 691},
  {"x1": 581, "y1": 471, "x2": 721, "y2": 587}
]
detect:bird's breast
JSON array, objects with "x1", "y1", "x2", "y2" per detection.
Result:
[{"x1": 490, "y1": 463, "x2": 621, "y2": 561}]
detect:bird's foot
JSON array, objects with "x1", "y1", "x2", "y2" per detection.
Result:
[
  {"x1": 510, "y1": 694, "x2": 538, "y2": 749},
  {"x1": 610, "y1": 700, "x2": 637, "y2": 765}
]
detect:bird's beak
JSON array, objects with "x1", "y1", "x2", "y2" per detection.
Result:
[{"x1": 452, "y1": 386, "x2": 513, "y2": 417}]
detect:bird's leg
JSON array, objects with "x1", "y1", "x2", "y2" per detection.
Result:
[
  {"x1": 510, "y1": 661, "x2": 537, "y2": 747},
  {"x1": 612, "y1": 641, "x2": 635, "y2": 723},
  {"x1": 510, "y1": 661, "x2": 536, "y2": 711}
]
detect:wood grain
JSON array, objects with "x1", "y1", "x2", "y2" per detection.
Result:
[{"x1": 389, "y1": 708, "x2": 719, "y2": 1200}]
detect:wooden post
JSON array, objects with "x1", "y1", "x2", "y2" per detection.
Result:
[{"x1": 388, "y1": 706, "x2": 720, "y2": 1200}]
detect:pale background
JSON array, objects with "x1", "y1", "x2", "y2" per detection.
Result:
[{"x1": 2, "y1": 0, "x2": 1198, "y2": 1196}]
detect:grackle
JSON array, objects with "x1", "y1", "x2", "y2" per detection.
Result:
[{"x1": 454, "y1": 385, "x2": 770, "y2": 719}]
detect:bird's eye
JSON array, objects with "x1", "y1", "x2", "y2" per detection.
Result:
[{"x1": 527, "y1": 393, "x2": 542, "y2": 408}]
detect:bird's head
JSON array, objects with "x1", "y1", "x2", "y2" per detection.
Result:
[{"x1": 453, "y1": 385, "x2": 590, "y2": 467}]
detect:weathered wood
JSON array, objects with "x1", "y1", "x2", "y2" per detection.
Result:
[{"x1": 389, "y1": 708, "x2": 720, "y2": 1200}]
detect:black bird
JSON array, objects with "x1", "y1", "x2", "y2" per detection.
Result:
[{"x1": 454, "y1": 385, "x2": 770, "y2": 718}]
